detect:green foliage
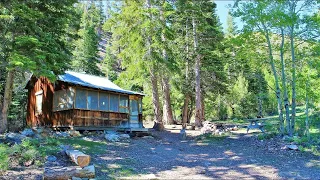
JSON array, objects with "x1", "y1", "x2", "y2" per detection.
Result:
[
  {"x1": 257, "y1": 132, "x2": 277, "y2": 140},
  {"x1": 71, "y1": 3, "x2": 103, "y2": 75},
  {"x1": 0, "y1": 144, "x2": 9, "y2": 173}
]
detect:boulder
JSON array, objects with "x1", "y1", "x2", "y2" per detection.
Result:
[
  {"x1": 21, "y1": 129, "x2": 35, "y2": 137},
  {"x1": 47, "y1": 155, "x2": 57, "y2": 162},
  {"x1": 5, "y1": 132, "x2": 27, "y2": 144}
]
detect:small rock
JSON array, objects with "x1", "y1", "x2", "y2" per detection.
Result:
[
  {"x1": 142, "y1": 136, "x2": 154, "y2": 139},
  {"x1": 218, "y1": 131, "x2": 225, "y2": 136},
  {"x1": 55, "y1": 132, "x2": 70, "y2": 138},
  {"x1": 21, "y1": 129, "x2": 35, "y2": 137},
  {"x1": 24, "y1": 159, "x2": 34, "y2": 167},
  {"x1": 287, "y1": 144, "x2": 299, "y2": 150},
  {"x1": 180, "y1": 129, "x2": 187, "y2": 140},
  {"x1": 71, "y1": 177, "x2": 82, "y2": 180},
  {"x1": 83, "y1": 130, "x2": 90, "y2": 135},
  {"x1": 68, "y1": 130, "x2": 81, "y2": 137},
  {"x1": 47, "y1": 155, "x2": 57, "y2": 162},
  {"x1": 34, "y1": 128, "x2": 43, "y2": 134},
  {"x1": 282, "y1": 135, "x2": 291, "y2": 141},
  {"x1": 105, "y1": 133, "x2": 120, "y2": 142},
  {"x1": 119, "y1": 134, "x2": 130, "y2": 139}
]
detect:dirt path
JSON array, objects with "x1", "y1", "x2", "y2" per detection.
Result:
[
  {"x1": 1, "y1": 128, "x2": 319, "y2": 179},
  {"x1": 94, "y1": 128, "x2": 320, "y2": 179}
]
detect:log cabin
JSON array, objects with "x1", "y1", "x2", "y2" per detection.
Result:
[{"x1": 26, "y1": 71, "x2": 145, "y2": 132}]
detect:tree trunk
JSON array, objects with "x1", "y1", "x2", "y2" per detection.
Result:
[
  {"x1": 289, "y1": 28, "x2": 296, "y2": 136},
  {"x1": 145, "y1": 0, "x2": 164, "y2": 131},
  {"x1": 305, "y1": 72, "x2": 310, "y2": 139},
  {"x1": 192, "y1": 15, "x2": 202, "y2": 128},
  {"x1": 160, "y1": 4, "x2": 174, "y2": 125},
  {"x1": 262, "y1": 24, "x2": 283, "y2": 133},
  {"x1": 279, "y1": 28, "x2": 290, "y2": 135},
  {"x1": 151, "y1": 70, "x2": 164, "y2": 131},
  {"x1": 182, "y1": 94, "x2": 190, "y2": 126},
  {"x1": 65, "y1": 149, "x2": 91, "y2": 168},
  {"x1": 162, "y1": 77, "x2": 174, "y2": 125},
  {"x1": 43, "y1": 165, "x2": 95, "y2": 180},
  {"x1": 257, "y1": 94, "x2": 263, "y2": 118},
  {"x1": 0, "y1": 69, "x2": 15, "y2": 133},
  {"x1": 201, "y1": 93, "x2": 205, "y2": 121}
]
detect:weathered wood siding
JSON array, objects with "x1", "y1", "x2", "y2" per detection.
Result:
[
  {"x1": 26, "y1": 77, "x2": 54, "y2": 127},
  {"x1": 51, "y1": 109, "x2": 128, "y2": 128}
]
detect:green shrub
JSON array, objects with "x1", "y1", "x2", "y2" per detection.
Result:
[
  {"x1": 257, "y1": 132, "x2": 277, "y2": 140},
  {"x1": 0, "y1": 144, "x2": 9, "y2": 173}
]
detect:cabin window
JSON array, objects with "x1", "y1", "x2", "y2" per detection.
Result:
[
  {"x1": 87, "y1": 91, "x2": 98, "y2": 110},
  {"x1": 99, "y1": 92, "x2": 109, "y2": 111},
  {"x1": 35, "y1": 90, "x2": 43, "y2": 115},
  {"x1": 109, "y1": 94, "x2": 119, "y2": 112},
  {"x1": 75, "y1": 89, "x2": 87, "y2": 109},
  {"x1": 119, "y1": 95, "x2": 129, "y2": 113}
]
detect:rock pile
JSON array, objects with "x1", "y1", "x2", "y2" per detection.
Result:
[
  {"x1": 104, "y1": 131, "x2": 131, "y2": 142},
  {"x1": 200, "y1": 121, "x2": 239, "y2": 135}
]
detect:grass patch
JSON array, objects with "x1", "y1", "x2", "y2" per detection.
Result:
[
  {"x1": 58, "y1": 137, "x2": 107, "y2": 154},
  {"x1": 196, "y1": 133, "x2": 227, "y2": 143}
]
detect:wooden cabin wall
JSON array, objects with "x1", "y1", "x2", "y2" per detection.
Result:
[
  {"x1": 52, "y1": 109, "x2": 128, "y2": 128},
  {"x1": 26, "y1": 77, "x2": 54, "y2": 127}
]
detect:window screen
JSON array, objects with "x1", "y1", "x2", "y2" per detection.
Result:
[
  {"x1": 75, "y1": 89, "x2": 87, "y2": 109},
  {"x1": 99, "y1": 93, "x2": 109, "y2": 111},
  {"x1": 119, "y1": 95, "x2": 128, "y2": 113},
  {"x1": 138, "y1": 98, "x2": 142, "y2": 114},
  {"x1": 109, "y1": 94, "x2": 119, "y2": 112},
  {"x1": 67, "y1": 88, "x2": 75, "y2": 109},
  {"x1": 130, "y1": 100, "x2": 138, "y2": 115},
  {"x1": 88, "y1": 91, "x2": 98, "y2": 110}
]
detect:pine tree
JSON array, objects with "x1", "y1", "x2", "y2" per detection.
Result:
[{"x1": 0, "y1": 0, "x2": 78, "y2": 133}]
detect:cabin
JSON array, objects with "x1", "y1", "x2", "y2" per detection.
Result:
[{"x1": 26, "y1": 71, "x2": 145, "y2": 131}]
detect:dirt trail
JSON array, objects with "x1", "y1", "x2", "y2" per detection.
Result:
[
  {"x1": 1, "y1": 127, "x2": 319, "y2": 179},
  {"x1": 96, "y1": 128, "x2": 320, "y2": 179}
]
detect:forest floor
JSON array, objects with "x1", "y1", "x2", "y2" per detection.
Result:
[{"x1": 1, "y1": 124, "x2": 320, "y2": 179}]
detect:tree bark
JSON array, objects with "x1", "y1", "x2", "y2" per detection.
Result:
[
  {"x1": 65, "y1": 149, "x2": 91, "y2": 168},
  {"x1": 0, "y1": 69, "x2": 15, "y2": 133},
  {"x1": 162, "y1": 77, "x2": 174, "y2": 124},
  {"x1": 43, "y1": 165, "x2": 95, "y2": 180},
  {"x1": 279, "y1": 28, "x2": 290, "y2": 135},
  {"x1": 160, "y1": 4, "x2": 174, "y2": 125},
  {"x1": 262, "y1": 24, "x2": 283, "y2": 133},
  {"x1": 151, "y1": 70, "x2": 164, "y2": 131},
  {"x1": 182, "y1": 94, "x2": 190, "y2": 126},
  {"x1": 192, "y1": 15, "x2": 202, "y2": 128}
]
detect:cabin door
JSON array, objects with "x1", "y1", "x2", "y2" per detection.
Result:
[{"x1": 129, "y1": 99, "x2": 140, "y2": 128}]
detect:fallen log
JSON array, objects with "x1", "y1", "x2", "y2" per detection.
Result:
[
  {"x1": 65, "y1": 149, "x2": 90, "y2": 168},
  {"x1": 43, "y1": 165, "x2": 95, "y2": 180}
]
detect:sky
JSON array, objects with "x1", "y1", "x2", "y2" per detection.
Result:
[{"x1": 214, "y1": 0, "x2": 242, "y2": 33}]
